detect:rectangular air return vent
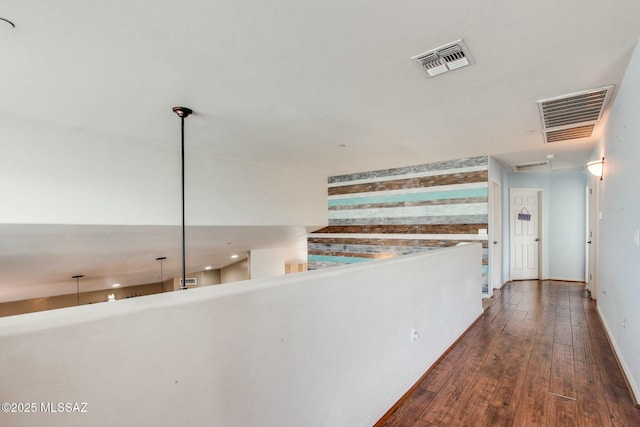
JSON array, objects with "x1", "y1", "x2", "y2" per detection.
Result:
[
  {"x1": 545, "y1": 124, "x2": 596, "y2": 143},
  {"x1": 511, "y1": 161, "x2": 550, "y2": 173},
  {"x1": 538, "y1": 85, "x2": 613, "y2": 143},
  {"x1": 412, "y1": 39, "x2": 474, "y2": 78},
  {"x1": 180, "y1": 277, "x2": 197, "y2": 286}
]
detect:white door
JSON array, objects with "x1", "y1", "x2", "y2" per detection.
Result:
[
  {"x1": 510, "y1": 188, "x2": 540, "y2": 280},
  {"x1": 490, "y1": 181, "x2": 503, "y2": 290},
  {"x1": 586, "y1": 177, "x2": 598, "y2": 298}
]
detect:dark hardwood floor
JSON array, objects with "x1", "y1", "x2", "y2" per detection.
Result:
[{"x1": 378, "y1": 280, "x2": 640, "y2": 427}]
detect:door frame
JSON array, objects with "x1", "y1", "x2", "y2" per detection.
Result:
[
  {"x1": 490, "y1": 180, "x2": 503, "y2": 291},
  {"x1": 509, "y1": 187, "x2": 544, "y2": 281},
  {"x1": 586, "y1": 176, "x2": 599, "y2": 299}
]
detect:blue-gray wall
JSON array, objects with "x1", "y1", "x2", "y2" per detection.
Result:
[
  {"x1": 592, "y1": 39, "x2": 640, "y2": 401},
  {"x1": 502, "y1": 170, "x2": 587, "y2": 282}
]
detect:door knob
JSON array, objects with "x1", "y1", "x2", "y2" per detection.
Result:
[
  {"x1": 587, "y1": 240, "x2": 592, "y2": 244},
  {"x1": 493, "y1": 241, "x2": 498, "y2": 245},
  {"x1": 535, "y1": 238, "x2": 539, "y2": 242}
]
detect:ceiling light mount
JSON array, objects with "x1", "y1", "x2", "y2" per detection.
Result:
[{"x1": 172, "y1": 107, "x2": 193, "y2": 118}]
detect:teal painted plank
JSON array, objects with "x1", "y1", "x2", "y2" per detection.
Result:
[
  {"x1": 307, "y1": 254, "x2": 372, "y2": 264},
  {"x1": 328, "y1": 214, "x2": 488, "y2": 226},
  {"x1": 328, "y1": 187, "x2": 488, "y2": 207}
]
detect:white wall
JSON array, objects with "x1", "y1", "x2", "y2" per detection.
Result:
[
  {"x1": 250, "y1": 248, "x2": 285, "y2": 279},
  {"x1": 0, "y1": 245, "x2": 482, "y2": 427},
  {"x1": 221, "y1": 258, "x2": 250, "y2": 283},
  {"x1": 0, "y1": 115, "x2": 326, "y2": 227},
  {"x1": 502, "y1": 170, "x2": 586, "y2": 281},
  {"x1": 202, "y1": 269, "x2": 222, "y2": 285},
  {"x1": 592, "y1": 40, "x2": 640, "y2": 402}
]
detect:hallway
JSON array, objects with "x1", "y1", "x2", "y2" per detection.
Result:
[{"x1": 378, "y1": 280, "x2": 640, "y2": 427}]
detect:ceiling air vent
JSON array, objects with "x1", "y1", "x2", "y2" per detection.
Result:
[
  {"x1": 412, "y1": 39, "x2": 474, "y2": 78},
  {"x1": 511, "y1": 161, "x2": 550, "y2": 173},
  {"x1": 538, "y1": 85, "x2": 613, "y2": 143},
  {"x1": 545, "y1": 124, "x2": 596, "y2": 143}
]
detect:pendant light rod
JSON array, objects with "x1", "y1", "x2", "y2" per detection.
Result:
[
  {"x1": 156, "y1": 256, "x2": 166, "y2": 291},
  {"x1": 72, "y1": 275, "x2": 84, "y2": 306},
  {"x1": 172, "y1": 107, "x2": 192, "y2": 290}
]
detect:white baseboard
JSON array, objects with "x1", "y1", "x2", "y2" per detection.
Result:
[
  {"x1": 547, "y1": 276, "x2": 586, "y2": 282},
  {"x1": 596, "y1": 305, "x2": 640, "y2": 405}
]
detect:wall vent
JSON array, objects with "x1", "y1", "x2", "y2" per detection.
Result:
[
  {"x1": 412, "y1": 39, "x2": 474, "y2": 78},
  {"x1": 511, "y1": 161, "x2": 550, "y2": 173},
  {"x1": 538, "y1": 85, "x2": 613, "y2": 143}
]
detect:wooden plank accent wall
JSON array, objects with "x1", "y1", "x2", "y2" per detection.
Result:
[{"x1": 308, "y1": 156, "x2": 489, "y2": 292}]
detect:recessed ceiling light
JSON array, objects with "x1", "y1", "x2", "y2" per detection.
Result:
[
  {"x1": 231, "y1": 254, "x2": 239, "y2": 259},
  {"x1": 0, "y1": 18, "x2": 15, "y2": 29},
  {"x1": 112, "y1": 283, "x2": 120, "y2": 288},
  {"x1": 204, "y1": 266, "x2": 212, "y2": 270}
]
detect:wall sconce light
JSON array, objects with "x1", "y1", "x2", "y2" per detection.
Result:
[{"x1": 587, "y1": 157, "x2": 604, "y2": 180}]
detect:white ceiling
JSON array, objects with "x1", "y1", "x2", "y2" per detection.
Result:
[{"x1": 2, "y1": 1, "x2": 640, "y2": 303}]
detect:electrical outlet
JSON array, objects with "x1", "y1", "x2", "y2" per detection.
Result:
[{"x1": 411, "y1": 327, "x2": 419, "y2": 343}]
